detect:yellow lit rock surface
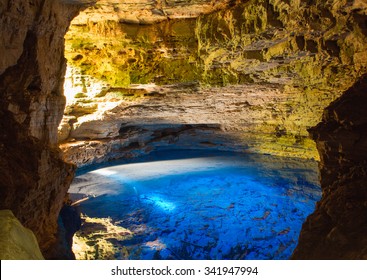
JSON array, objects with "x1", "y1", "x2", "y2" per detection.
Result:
[
  {"x1": 72, "y1": 0, "x2": 234, "y2": 25},
  {"x1": 72, "y1": 215, "x2": 133, "y2": 260},
  {"x1": 60, "y1": 0, "x2": 367, "y2": 164},
  {"x1": 0, "y1": 210, "x2": 44, "y2": 260}
]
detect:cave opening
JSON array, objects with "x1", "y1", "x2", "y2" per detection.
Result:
[{"x1": 55, "y1": 0, "x2": 367, "y2": 260}]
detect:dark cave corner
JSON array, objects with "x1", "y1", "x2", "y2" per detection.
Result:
[
  {"x1": 0, "y1": 0, "x2": 366, "y2": 260},
  {"x1": 292, "y1": 74, "x2": 367, "y2": 259},
  {"x1": 0, "y1": 0, "x2": 94, "y2": 259}
]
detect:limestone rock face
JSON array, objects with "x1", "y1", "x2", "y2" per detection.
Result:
[
  {"x1": 0, "y1": 0, "x2": 93, "y2": 258},
  {"x1": 60, "y1": 83, "x2": 320, "y2": 167},
  {"x1": 66, "y1": 0, "x2": 367, "y2": 89},
  {"x1": 293, "y1": 74, "x2": 367, "y2": 259},
  {"x1": 73, "y1": 0, "x2": 235, "y2": 25},
  {"x1": 0, "y1": 210, "x2": 44, "y2": 260},
  {"x1": 61, "y1": 0, "x2": 367, "y2": 164}
]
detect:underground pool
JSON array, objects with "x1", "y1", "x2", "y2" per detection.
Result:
[{"x1": 68, "y1": 149, "x2": 321, "y2": 260}]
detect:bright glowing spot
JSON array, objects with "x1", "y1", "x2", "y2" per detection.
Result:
[
  {"x1": 63, "y1": 65, "x2": 111, "y2": 104},
  {"x1": 63, "y1": 67, "x2": 80, "y2": 104},
  {"x1": 102, "y1": 157, "x2": 238, "y2": 181},
  {"x1": 91, "y1": 169, "x2": 117, "y2": 176},
  {"x1": 140, "y1": 195, "x2": 176, "y2": 212}
]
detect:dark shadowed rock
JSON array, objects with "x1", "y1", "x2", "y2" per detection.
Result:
[
  {"x1": 293, "y1": 74, "x2": 367, "y2": 259},
  {"x1": 0, "y1": 0, "x2": 95, "y2": 259}
]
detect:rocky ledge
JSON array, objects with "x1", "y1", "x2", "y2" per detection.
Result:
[
  {"x1": 60, "y1": 82, "x2": 320, "y2": 167},
  {"x1": 72, "y1": 0, "x2": 236, "y2": 25}
]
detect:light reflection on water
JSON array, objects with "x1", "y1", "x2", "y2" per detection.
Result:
[{"x1": 69, "y1": 149, "x2": 321, "y2": 260}]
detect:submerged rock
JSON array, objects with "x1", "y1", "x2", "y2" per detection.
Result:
[{"x1": 68, "y1": 150, "x2": 321, "y2": 260}]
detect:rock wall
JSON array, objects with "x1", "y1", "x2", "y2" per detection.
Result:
[
  {"x1": 0, "y1": 0, "x2": 93, "y2": 259},
  {"x1": 72, "y1": 0, "x2": 235, "y2": 25},
  {"x1": 292, "y1": 74, "x2": 367, "y2": 259},
  {"x1": 61, "y1": 0, "x2": 367, "y2": 163},
  {"x1": 60, "y1": 82, "x2": 320, "y2": 167}
]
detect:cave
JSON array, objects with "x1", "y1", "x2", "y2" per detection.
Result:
[{"x1": 0, "y1": 0, "x2": 366, "y2": 260}]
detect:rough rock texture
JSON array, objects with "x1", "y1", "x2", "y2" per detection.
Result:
[
  {"x1": 292, "y1": 74, "x2": 367, "y2": 259},
  {"x1": 66, "y1": 0, "x2": 367, "y2": 89},
  {"x1": 0, "y1": 210, "x2": 44, "y2": 260},
  {"x1": 60, "y1": 82, "x2": 318, "y2": 167},
  {"x1": 73, "y1": 0, "x2": 236, "y2": 25},
  {"x1": 0, "y1": 0, "x2": 93, "y2": 259},
  {"x1": 61, "y1": 0, "x2": 367, "y2": 164}
]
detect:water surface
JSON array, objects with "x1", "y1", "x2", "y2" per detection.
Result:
[{"x1": 69, "y1": 149, "x2": 321, "y2": 260}]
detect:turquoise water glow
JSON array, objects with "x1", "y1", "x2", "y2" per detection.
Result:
[{"x1": 69, "y1": 149, "x2": 321, "y2": 260}]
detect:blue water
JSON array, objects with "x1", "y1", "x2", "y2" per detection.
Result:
[{"x1": 69, "y1": 149, "x2": 321, "y2": 260}]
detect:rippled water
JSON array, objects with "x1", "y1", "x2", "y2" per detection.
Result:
[{"x1": 69, "y1": 149, "x2": 321, "y2": 260}]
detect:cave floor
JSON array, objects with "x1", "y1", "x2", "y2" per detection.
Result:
[{"x1": 68, "y1": 149, "x2": 321, "y2": 260}]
